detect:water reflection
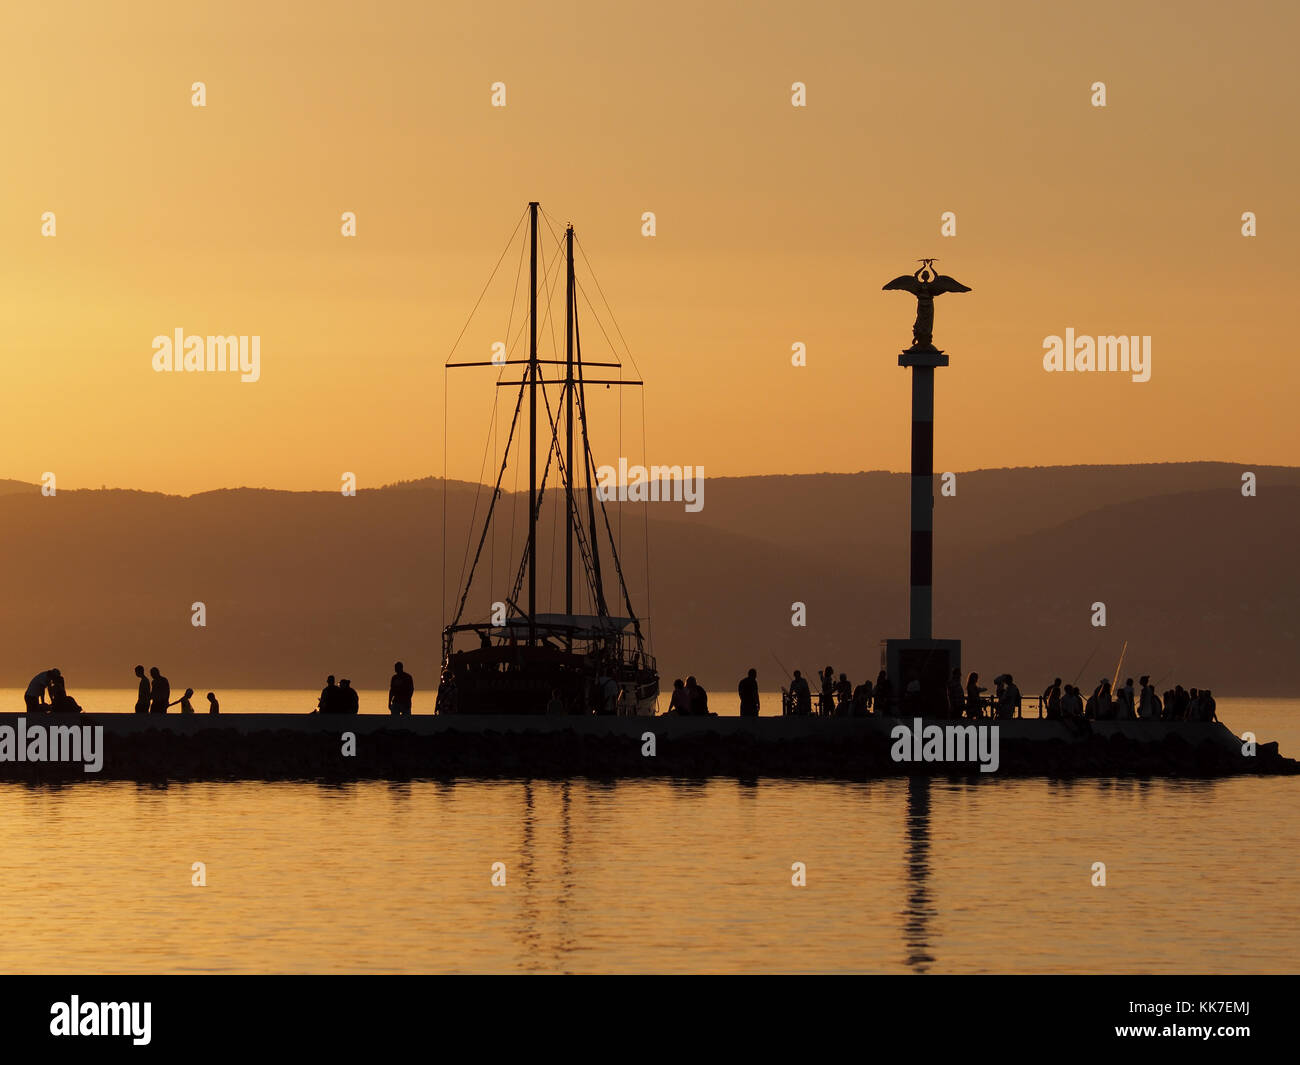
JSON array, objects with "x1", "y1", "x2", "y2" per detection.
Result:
[{"x1": 903, "y1": 775, "x2": 935, "y2": 973}]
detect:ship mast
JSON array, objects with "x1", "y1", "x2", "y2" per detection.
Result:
[
  {"x1": 565, "y1": 223, "x2": 575, "y2": 643},
  {"x1": 527, "y1": 200, "x2": 538, "y2": 647}
]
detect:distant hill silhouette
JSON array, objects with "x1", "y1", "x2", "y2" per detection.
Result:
[{"x1": 0, "y1": 463, "x2": 1294, "y2": 699}]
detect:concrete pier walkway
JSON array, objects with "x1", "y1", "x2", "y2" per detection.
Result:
[{"x1": 0, "y1": 712, "x2": 1292, "y2": 782}]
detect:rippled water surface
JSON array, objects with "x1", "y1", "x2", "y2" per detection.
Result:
[{"x1": 0, "y1": 699, "x2": 1295, "y2": 973}]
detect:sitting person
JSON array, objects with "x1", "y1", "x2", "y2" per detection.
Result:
[
  {"x1": 48, "y1": 669, "x2": 83, "y2": 713},
  {"x1": 339, "y1": 678, "x2": 360, "y2": 714}
]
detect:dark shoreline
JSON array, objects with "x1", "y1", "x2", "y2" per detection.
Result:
[{"x1": 0, "y1": 714, "x2": 1294, "y2": 783}]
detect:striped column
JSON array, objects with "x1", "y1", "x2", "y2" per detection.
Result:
[{"x1": 909, "y1": 364, "x2": 934, "y2": 640}]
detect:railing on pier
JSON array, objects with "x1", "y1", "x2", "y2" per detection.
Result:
[{"x1": 779, "y1": 690, "x2": 1048, "y2": 718}]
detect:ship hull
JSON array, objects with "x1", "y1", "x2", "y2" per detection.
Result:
[{"x1": 436, "y1": 643, "x2": 658, "y2": 716}]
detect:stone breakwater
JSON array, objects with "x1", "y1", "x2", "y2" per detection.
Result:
[{"x1": 0, "y1": 714, "x2": 1293, "y2": 782}]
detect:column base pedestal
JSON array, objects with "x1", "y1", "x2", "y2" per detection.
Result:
[{"x1": 882, "y1": 638, "x2": 962, "y2": 717}]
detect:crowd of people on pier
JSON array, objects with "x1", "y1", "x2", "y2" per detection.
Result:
[
  {"x1": 16, "y1": 666, "x2": 219, "y2": 714},
  {"x1": 725, "y1": 664, "x2": 1221, "y2": 722}
]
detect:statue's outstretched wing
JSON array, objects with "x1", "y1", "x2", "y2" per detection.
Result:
[
  {"x1": 882, "y1": 275, "x2": 922, "y2": 294},
  {"x1": 930, "y1": 274, "x2": 971, "y2": 294}
]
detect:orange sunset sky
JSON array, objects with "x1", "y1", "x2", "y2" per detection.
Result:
[{"x1": 2, "y1": 0, "x2": 1297, "y2": 494}]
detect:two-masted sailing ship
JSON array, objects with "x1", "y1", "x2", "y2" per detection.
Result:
[{"x1": 435, "y1": 202, "x2": 659, "y2": 715}]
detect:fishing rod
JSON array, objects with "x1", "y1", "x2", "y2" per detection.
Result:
[
  {"x1": 1111, "y1": 640, "x2": 1129, "y2": 691},
  {"x1": 1071, "y1": 644, "x2": 1100, "y2": 687},
  {"x1": 769, "y1": 652, "x2": 795, "y2": 717}
]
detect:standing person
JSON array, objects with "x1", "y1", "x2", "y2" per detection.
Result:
[
  {"x1": 1042, "y1": 677, "x2": 1062, "y2": 720},
  {"x1": 206, "y1": 692, "x2": 220, "y2": 715},
  {"x1": 947, "y1": 669, "x2": 965, "y2": 718},
  {"x1": 1202, "y1": 689, "x2": 1218, "y2": 723},
  {"x1": 1000, "y1": 674, "x2": 1022, "y2": 719},
  {"x1": 1092, "y1": 678, "x2": 1113, "y2": 720},
  {"x1": 874, "y1": 670, "x2": 892, "y2": 716},
  {"x1": 790, "y1": 670, "x2": 812, "y2": 715},
  {"x1": 738, "y1": 668, "x2": 760, "y2": 718},
  {"x1": 23, "y1": 669, "x2": 52, "y2": 714},
  {"x1": 149, "y1": 667, "x2": 171, "y2": 715},
  {"x1": 834, "y1": 673, "x2": 853, "y2": 714},
  {"x1": 389, "y1": 661, "x2": 414, "y2": 716},
  {"x1": 852, "y1": 678, "x2": 873, "y2": 716},
  {"x1": 819, "y1": 666, "x2": 835, "y2": 717},
  {"x1": 133, "y1": 665, "x2": 151, "y2": 714},
  {"x1": 965, "y1": 672, "x2": 986, "y2": 719},
  {"x1": 1061, "y1": 684, "x2": 1083, "y2": 719},
  {"x1": 170, "y1": 687, "x2": 196, "y2": 714},
  {"x1": 1117, "y1": 678, "x2": 1136, "y2": 720},
  {"x1": 1138, "y1": 676, "x2": 1158, "y2": 719}
]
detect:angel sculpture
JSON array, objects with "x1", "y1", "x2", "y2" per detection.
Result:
[{"x1": 882, "y1": 260, "x2": 971, "y2": 351}]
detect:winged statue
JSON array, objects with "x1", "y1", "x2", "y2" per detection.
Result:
[{"x1": 882, "y1": 260, "x2": 971, "y2": 350}]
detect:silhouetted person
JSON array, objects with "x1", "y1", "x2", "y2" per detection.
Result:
[
  {"x1": 1202, "y1": 688, "x2": 1218, "y2": 722},
  {"x1": 149, "y1": 667, "x2": 171, "y2": 714},
  {"x1": 169, "y1": 687, "x2": 196, "y2": 714},
  {"x1": 134, "y1": 664, "x2": 150, "y2": 714},
  {"x1": 874, "y1": 670, "x2": 892, "y2": 716},
  {"x1": 1188, "y1": 687, "x2": 1203, "y2": 721},
  {"x1": 207, "y1": 692, "x2": 220, "y2": 715},
  {"x1": 966, "y1": 672, "x2": 985, "y2": 718},
  {"x1": 1043, "y1": 677, "x2": 1062, "y2": 719},
  {"x1": 738, "y1": 668, "x2": 760, "y2": 717},
  {"x1": 1138, "y1": 676, "x2": 1161, "y2": 720},
  {"x1": 686, "y1": 675, "x2": 708, "y2": 715},
  {"x1": 790, "y1": 670, "x2": 812, "y2": 715},
  {"x1": 819, "y1": 666, "x2": 835, "y2": 717},
  {"x1": 546, "y1": 688, "x2": 565, "y2": 715},
  {"x1": 1162, "y1": 688, "x2": 1176, "y2": 721},
  {"x1": 1089, "y1": 678, "x2": 1113, "y2": 720},
  {"x1": 389, "y1": 661, "x2": 414, "y2": 716},
  {"x1": 852, "y1": 679, "x2": 872, "y2": 716},
  {"x1": 318, "y1": 675, "x2": 339, "y2": 714},
  {"x1": 48, "y1": 669, "x2": 82, "y2": 713},
  {"x1": 340, "y1": 678, "x2": 359, "y2": 714},
  {"x1": 23, "y1": 669, "x2": 53, "y2": 714},
  {"x1": 946, "y1": 668, "x2": 964, "y2": 717},
  {"x1": 834, "y1": 672, "x2": 852, "y2": 714},
  {"x1": 668, "y1": 678, "x2": 688, "y2": 714},
  {"x1": 1117, "y1": 677, "x2": 1136, "y2": 720},
  {"x1": 1173, "y1": 685, "x2": 1189, "y2": 721},
  {"x1": 1062, "y1": 684, "x2": 1084, "y2": 719},
  {"x1": 998, "y1": 674, "x2": 1022, "y2": 719}
]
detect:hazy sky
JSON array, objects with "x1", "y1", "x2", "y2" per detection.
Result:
[{"x1": 3, "y1": 0, "x2": 1297, "y2": 493}]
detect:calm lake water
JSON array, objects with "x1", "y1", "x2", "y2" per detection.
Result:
[{"x1": 0, "y1": 695, "x2": 1295, "y2": 974}]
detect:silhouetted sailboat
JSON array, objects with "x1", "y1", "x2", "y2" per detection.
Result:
[{"x1": 435, "y1": 202, "x2": 659, "y2": 715}]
